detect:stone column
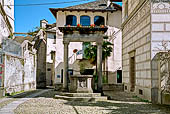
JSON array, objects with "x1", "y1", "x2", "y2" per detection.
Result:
[
  {"x1": 97, "y1": 41, "x2": 103, "y2": 93},
  {"x1": 91, "y1": 15, "x2": 94, "y2": 25},
  {"x1": 62, "y1": 40, "x2": 69, "y2": 91},
  {"x1": 77, "y1": 13, "x2": 80, "y2": 24}
]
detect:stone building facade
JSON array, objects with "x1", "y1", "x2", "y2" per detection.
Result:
[
  {"x1": 122, "y1": 0, "x2": 170, "y2": 104},
  {"x1": 33, "y1": 28, "x2": 47, "y2": 88},
  {"x1": 43, "y1": 21, "x2": 57, "y2": 86},
  {"x1": 33, "y1": 20, "x2": 58, "y2": 87},
  {"x1": 0, "y1": 37, "x2": 37, "y2": 96},
  {"x1": 50, "y1": 0, "x2": 122, "y2": 84}
]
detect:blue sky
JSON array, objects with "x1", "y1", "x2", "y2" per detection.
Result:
[{"x1": 14, "y1": 0, "x2": 122, "y2": 33}]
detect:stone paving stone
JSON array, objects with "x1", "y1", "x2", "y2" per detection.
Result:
[
  {"x1": 0, "y1": 98, "x2": 11, "y2": 103},
  {"x1": 14, "y1": 90, "x2": 170, "y2": 114},
  {"x1": 0, "y1": 89, "x2": 50, "y2": 114}
]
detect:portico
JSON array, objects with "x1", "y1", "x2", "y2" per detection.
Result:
[{"x1": 59, "y1": 27, "x2": 108, "y2": 92}]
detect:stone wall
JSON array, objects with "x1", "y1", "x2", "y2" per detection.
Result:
[
  {"x1": 103, "y1": 83, "x2": 124, "y2": 91},
  {"x1": 36, "y1": 41, "x2": 46, "y2": 88},
  {"x1": 122, "y1": 0, "x2": 170, "y2": 103},
  {"x1": 151, "y1": 1, "x2": 170, "y2": 58},
  {"x1": 122, "y1": 0, "x2": 141, "y2": 22},
  {"x1": 3, "y1": 51, "x2": 36, "y2": 94},
  {"x1": 152, "y1": 52, "x2": 170, "y2": 105},
  {"x1": 150, "y1": 1, "x2": 170, "y2": 104},
  {"x1": 122, "y1": 0, "x2": 152, "y2": 101},
  {"x1": 2, "y1": 38, "x2": 22, "y2": 56},
  {"x1": 23, "y1": 50, "x2": 36, "y2": 91}
]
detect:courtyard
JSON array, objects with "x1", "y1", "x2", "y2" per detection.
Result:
[{"x1": 0, "y1": 89, "x2": 169, "y2": 114}]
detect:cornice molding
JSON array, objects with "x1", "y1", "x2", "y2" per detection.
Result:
[
  {"x1": 151, "y1": 2, "x2": 170, "y2": 13},
  {"x1": 122, "y1": 0, "x2": 149, "y2": 28}
]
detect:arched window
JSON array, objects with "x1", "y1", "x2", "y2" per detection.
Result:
[
  {"x1": 94, "y1": 16, "x2": 105, "y2": 26},
  {"x1": 80, "y1": 16, "x2": 90, "y2": 26},
  {"x1": 66, "y1": 15, "x2": 77, "y2": 26}
]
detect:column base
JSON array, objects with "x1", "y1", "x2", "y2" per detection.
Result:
[
  {"x1": 97, "y1": 86, "x2": 103, "y2": 93},
  {"x1": 61, "y1": 87, "x2": 69, "y2": 92}
]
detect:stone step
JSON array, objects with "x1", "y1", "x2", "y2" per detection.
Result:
[
  {"x1": 54, "y1": 95, "x2": 107, "y2": 102},
  {"x1": 58, "y1": 92, "x2": 101, "y2": 97}
]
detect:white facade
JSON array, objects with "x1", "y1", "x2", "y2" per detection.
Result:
[
  {"x1": 46, "y1": 32, "x2": 57, "y2": 63},
  {"x1": 54, "y1": 10, "x2": 122, "y2": 84},
  {"x1": 107, "y1": 27, "x2": 122, "y2": 84},
  {"x1": 46, "y1": 31, "x2": 58, "y2": 86}
]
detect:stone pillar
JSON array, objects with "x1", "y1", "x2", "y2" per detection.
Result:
[
  {"x1": 62, "y1": 40, "x2": 69, "y2": 91},
  {"x1": 77, "y1": 13, "x2": 80, "y2": 24},
  {"x1": 51, "y1": 51, "x2": 56, "y2": 86},
  {"x1": 97, "y1": 41, "x2": 103, "y2": 92},
  {"x1": 91, "y1": 15, "x2": 94, "y2": 25}
]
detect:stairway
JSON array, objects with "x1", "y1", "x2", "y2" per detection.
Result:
[{"x1": 54, "y1": 92, "x2": 107, "y2": 102}]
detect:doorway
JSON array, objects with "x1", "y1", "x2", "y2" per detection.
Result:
[
  {"x1": 130, "y1": 56, "x2": 135, "y2": 92},
  {"x1": 61, "y1": 69, "x2": 63, "y2": 83},
  {"x1": 117, "y1": 70, "x2": 122, "y2": 83}
]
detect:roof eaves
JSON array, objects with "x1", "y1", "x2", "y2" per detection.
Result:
[{"x1": 50, "y1": 8, "x2": 116, "y2": 18}]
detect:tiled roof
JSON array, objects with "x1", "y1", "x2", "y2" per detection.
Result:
[
  {"x1": 66, "y1": 0, "x2": 113, "y2": 10},
  {"x1": 14, "y1": 36, "x2": 34, "y2": 44},
  {"x1": 50, "y1": 0, "x2": 122, "y2": 17}
]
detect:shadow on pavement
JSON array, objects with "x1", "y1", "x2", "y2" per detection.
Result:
[{"x1": 64, "y1": 100, "x2": 170, "y2": 114}]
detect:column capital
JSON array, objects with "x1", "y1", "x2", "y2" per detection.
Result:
[
  {"x1": 96, "y1": 41, "x2": 103, "y2": 45},
  {"x1": 63, "y1": 40, "x2": 70, "y2": 44}
]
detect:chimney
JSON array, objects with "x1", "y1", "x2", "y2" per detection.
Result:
[{"x1": 40, "y1": 19, "x2": 48, "y2": 28}]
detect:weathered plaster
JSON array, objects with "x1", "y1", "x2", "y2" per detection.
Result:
[{"x1": 3, "y1": 50, "x2": 36, "y2": 94}]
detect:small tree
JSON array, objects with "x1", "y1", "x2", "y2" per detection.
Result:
[
  {"x1": 27, "y1": 27, "x2": 45, "y2": 36},
  {"x1": 84, "y1": 39, "x2": 113, "y2": 84},
  {"x1": 84, "y1": 40, "x2": 113, "y2": 65}
]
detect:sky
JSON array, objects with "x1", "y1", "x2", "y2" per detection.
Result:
[{"x1": 14, "y1": 0, "x2": 122, "y2": 33}]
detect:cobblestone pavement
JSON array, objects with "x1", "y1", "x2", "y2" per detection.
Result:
[
  {"x1": 14, "y1": 90, "x2": 170, "y2": 114},
  {"x1": 0, "y1": 89, "x2": 170, "y2": 114},
  {"x1": 0, "y1": 89, "x2": 49, "y2": 114}
]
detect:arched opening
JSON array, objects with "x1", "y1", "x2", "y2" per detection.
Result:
[
  {"x1": 80, "y1": 16, "x2": 91, "y2": 26},
  {"x1": 66, "y1": 15, "x2": 77, "y2": 26},
  {"x1": 94, "y1": 16, "x2": 105, "y2": 26}
]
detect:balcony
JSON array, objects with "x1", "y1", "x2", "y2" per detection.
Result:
[{"x1": 58, "y1": 26, "x2": 108, "y2": 42}]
